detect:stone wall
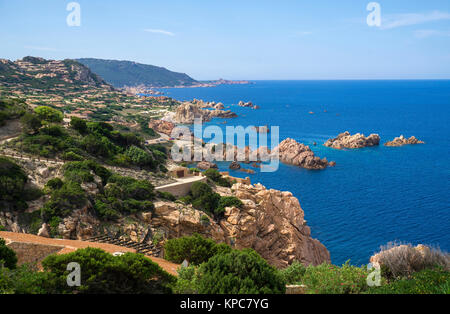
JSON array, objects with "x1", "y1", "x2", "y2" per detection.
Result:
[
  {"x1": 7, "y1": 241, "x2": 64, "y2": 269},
  {"x1": 155, "y1": 177, "x2": 207, "y2": 197}
]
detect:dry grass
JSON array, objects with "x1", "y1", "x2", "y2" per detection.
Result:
[{"x1": 373, "y1": 242, "x2": 450, "y2": 278}]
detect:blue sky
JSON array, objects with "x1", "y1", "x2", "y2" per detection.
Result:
[{"x1": 1, "y1": 0, "x2": 450, "y2": 79}]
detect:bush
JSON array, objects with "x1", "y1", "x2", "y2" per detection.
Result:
[
  {"x1": 0, "y1": 238, "x2": 17, "y2": 269},
  {"x1": 204, "y1": 169, "x2": 231, "y2": 187},
  {"x1": 367, "y1": 267, "x2": 450, "y2": 294},
  {"x1": 44, "y1": 178, "x2": 64, "y2": 191},
  {"x1": 125, "y1": 146, "x2": 155, "y2": 169},
  {"x1": 196, "y1": 249, "x2": 285, "y2": 294},
  {"x1": 20, "y1": 113, "x2": 42, "y2": 134},
  {"x1": 23, "y1": 186, "x2": 43, "y2": 201},
  {"x1": 373, "y1": 243, "x2": 450, "y2": 279},
  {"x1": 61, "y1": 151, "x2": 84, "y2": 161},
  {"x1": 280, "y1": 261, "x2": 307, "y2": 284},
  {"x1": 0, "y1": 264, "x2": 57, "y2": 294},
  {"x1": 215, "y1": 196, "x2": 242, "y2": 218},
  {"x1": 34, "y1": 106, "x2": 63, "y2": 123},
  {"x1": 70, "y1": 117, "x2": 88, "y2": 134},
  {"x1": 41, "y1": 181, "x2": 87, "y2": 220},
  {"x1": 294, "y1": 261, "x2": 370, "y2": 294},
  {"x1": 164, "y1": 234, "x2": 231, "y2": 266},
  {"x1": 41, "y1": 247, "x2": 175, "y2": 294},
  {"x1": 0, "y1": 157, "x2": 28, "y2": 203},
  {"x1": 157, "y1": 191, "x2": 176, "y2": 201}
]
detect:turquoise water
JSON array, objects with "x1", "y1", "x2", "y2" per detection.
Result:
[{"x1": 157, "y1": 80, "x2": 450, "y2": 265}]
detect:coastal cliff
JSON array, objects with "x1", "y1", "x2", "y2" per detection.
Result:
[{"x1": 324, "y1": 131, "x2": 380, "y2": 149}]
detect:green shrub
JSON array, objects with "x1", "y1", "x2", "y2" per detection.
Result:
[
  {"x1": 41, "y1": 181, "x2": 87, "y2": 220},
  {"x1": 204, "y1": 168, "x2": 231, "y2": 187},
  {"x1": 0, "y1": 157, "x2": 28, "y2": 203},
  {"x1": 20, "y1": 113, "x2": 42, "y2": 134},
  {"x1": 216, "y1": 196, "x2": 243, "y2": 217},
  {"x1": 0, "y1": 238, "x2": 17, "y2": 269},
  {"x1": 125, "y1": 146, "x2": 155, "y2": 169},
  {"x1": 61, "y1": 151, "x2": 84, "y2": 161},
  {"x1": 70, "y1": 116, "x2": 88, "y2": 134},
  {"x1": 164, "y1": 234, "x2": 231, "y2": 266},
  {"x1": 23, "y1": 186, "x2": 44, "y2": 201},
  {"x1": 297, "y1": 261, "x2": 370, "y2": 294},
  {"x1": 44, "y1": 178, "x2": 63, "y2": 191},
  {"x1": 0, "y1": 264, "x2": 57, "y2": 294},
  {"x1": 196, "y1": 249, "x2": 285, "y2": 294},
  {"x1": 367, "y1": 267, "x2": 450, "y2": 294},
  {"x1": 280, "y1": 261, "x2": 307, "y2": 284},
  {"x1": 157, "y1": 191, "x2": 176, "y2": 201},
  {"x1": 41, "y1": 247, "x2": 175, "y2": 294},
  {"x1": 34, "y1": 106, "x2": 63, "y2": 123}
]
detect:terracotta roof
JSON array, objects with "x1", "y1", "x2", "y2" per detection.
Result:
[{"x1": 0, "y1": 231, "x2": 179, "y2": 276}]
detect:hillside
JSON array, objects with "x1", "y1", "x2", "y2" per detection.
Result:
[
  {"x1": 0, "y1": 57, "x2": 113, "y2": 91},
  {"x1": 76, "y1": 58, "x2": 198, "y2": 88}
]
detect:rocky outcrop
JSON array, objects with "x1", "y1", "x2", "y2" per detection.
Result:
[
  {"x1": 275, "y1": 138, "x2": 331, "y2": 170},
  {"x1": 229, "y1": 161, "x2": 241, "y2": 170},
  {"x1": 221, "y1": 183, "x2": 330, "y2": 267},
  {"x1": 197, "y1": 161, "x2": 218, "y2": 170},
  {"x1": 324, "y1": 131, "x2": 380, "y2": 149},
  {"x1": 148, "y1": 119, "x2": 175, "y2": 136},
  {"x1": 251, "y1": 126, "x2": 270, "y2": 133},
  {"x1": 384, "y1": 135, "x2": 425, "y2": 147},
  {"x1": 174, "y1": 102, "x2": 237, "y2": 124},
  {"x1": 238, "y1": 101, "x2": 259, "y2": 109},
  {"x1": 150, "y1": 183, "x2": 330, "y2": 267}
]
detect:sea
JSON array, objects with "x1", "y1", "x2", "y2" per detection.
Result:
[{"x1": 154, "y1": 80, "x2": 450, "y2": 265}]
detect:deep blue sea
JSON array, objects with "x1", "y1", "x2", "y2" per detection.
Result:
[{"x1": 157, "y1": 80, "x2": 450, "y2": 265}]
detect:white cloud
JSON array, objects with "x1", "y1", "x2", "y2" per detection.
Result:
[
  {"x1": 380, "y1": 11, "x2": 450, "y2": 30},
  {"x1": 24, "y1": 45, "x2": 58, "y2": 51},
  {"x1": 144, "y1": 29, "x2": 175, "y2": 36}
]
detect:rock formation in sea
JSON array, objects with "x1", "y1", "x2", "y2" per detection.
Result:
[
  {"x1": 274, "y1": 138, "x2": 332, "y2": 170},
  {"x1": 196, "y1": 161, "x2": 218, "y2": 170},
  {"x1": 251, "y1": 125, "x2": 270, "y2": 133},
  {"x1": 229, "y1": 161, "x2": 241, "y2": 170},
  {"x1": 324, "y1": 131, "x2": 380, "y2": 149},
  {"x1": 384, "y1": 135, "x2": 425, "y2": 147},
  {"x1": 238, "y1": 100, "x2": 259, "y2": 109},
  {"x1": 174, "y1": 102, "x2": 237, "y2": 124}
]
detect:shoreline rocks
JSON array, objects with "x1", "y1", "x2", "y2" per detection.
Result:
[
  {"x1": 384, "y1": 135, "x2": 425, "y2": 147},
  {"x1": 324, "y1": 131, "x2": 380, "y2": 149}
]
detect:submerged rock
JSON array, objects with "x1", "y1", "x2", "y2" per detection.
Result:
[{"x1": 324, "y1": 131, "x2": 380, "y2": 149}]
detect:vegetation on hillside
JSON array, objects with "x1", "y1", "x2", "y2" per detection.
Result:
[
  {"x1": 0, "y1": 246, "x2": 175, "y2": 294},
  {"x1": 76, "y1": 58, "x2": 198, "y2": 88}
]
